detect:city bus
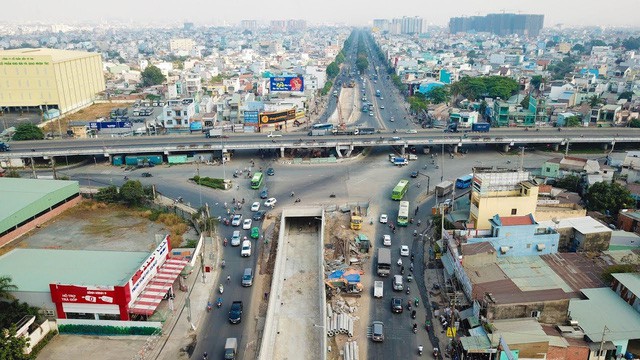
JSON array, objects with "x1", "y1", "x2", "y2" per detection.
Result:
[
  {"x1": 397, "y1": 201, "x2": 410, "y2": 226},
  {"x1": 251, "y1": 172, "x2": 264, "y2": 189},
  {"x1": 391, "y1": 179, "x2": 410, "y2": 200},
  {"x1": 312, "y1": 123, "x2": 334, "y2": 131},
  {"x1": 455, "y1": 174, "x2": 473, "y2": 189}
]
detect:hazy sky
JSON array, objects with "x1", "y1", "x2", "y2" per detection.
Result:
[{"x1": 2, "y1": 0, "x2": 639, "y2": 28}]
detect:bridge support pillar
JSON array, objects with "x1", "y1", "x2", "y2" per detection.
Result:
[
  {"x1": 453, "y1": 145, "x2": 458, "y2": 153},
  {"x1": 400, "y1": 146, "x2": 406, "y2": 155},
  {"x1": 552, "y1": 144, "x2": 559, "y2": 152},
  {"x1": 602, "y1": 143, "x2": 609, "y2": 150},
  {"x1": 280, "y1": 147, "x2": 285, "y2": 158},
  {"x1": 503, "y1": 144, "x2": 510, "y2": 153},
  {"x1": 346, "y1": 145, "x2": 354, "y2": 157},
  {"x1": 335, "y1": 146, "x2": 343, "y2": 158}
]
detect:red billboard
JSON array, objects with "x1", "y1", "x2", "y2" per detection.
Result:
[{"x1": 49, "y1": 284, "x2": 128, "y2": 305}]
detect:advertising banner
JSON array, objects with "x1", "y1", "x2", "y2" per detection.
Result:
[
  {"x1": 260, "y1": 109, "x2": 296, "y2": 124},
  {"x1": 49, "y1": 284, "x2": 126, "y2": 305},
  {"x1": 244, "y1": 111, "x2": 259, "y2": 124},
  {"x1": 269, "y1": 76, "x2": 304, "y2": 92},
  {"x1": 89, "y1": 121, "x2": 133, "y2": 130}
]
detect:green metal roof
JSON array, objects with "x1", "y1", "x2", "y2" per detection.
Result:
[
  {"x1": 0, "y1": 178, "x2": 79, "y2": 234},
  {"x1": 0, "y1": 248, "x2": 149, "y2": 292},
  {"x1": 612, "y1": 273, "x2": 640, "y2": 298},
  {"x1": 568, "y1": 288, "x2": 640, "y2": 342}
]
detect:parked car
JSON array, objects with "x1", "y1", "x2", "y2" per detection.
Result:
[
  {"x1": 253, "y1": 210, "x2": 266, "y2": 221},
  {"x1": 251, "y1": 202, "x2": 260, "y2": 212},
  {"x1": 231, "y1": 214, "x2": 243, "y2": 226},
  {"x1": 379, "y1": 214, "x2": 388, "y2": 224},
  {"x1": 242, "y1": 219, "x2": 252, "y2": 230},
  {"x1": 229, "y1": 301, "x2": 243, "y2": 324},
  {"x1": 371, "y1": 321, "x2": 384, "y2": 342},
  {"x1": 264, "y1": 198, "x2": 277, "y2": 208},
  {"x1": 241, "y1": 240, "x2": 252, "y2": 257}
]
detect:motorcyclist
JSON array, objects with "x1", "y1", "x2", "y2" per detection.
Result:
[
  {"x1": 226, "y1": 275, "x2": 231, "y2": 283},
  {"x1": 221, "y1": 259, "x2": 226, "y2": 268},
  {"x1": 418, "y1": 345, "x2": 424, "y2": 355},
  {"x1": 203, "y1": 352, "x2": 208, "y2": 359}
]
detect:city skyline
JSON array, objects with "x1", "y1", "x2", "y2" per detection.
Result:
[{"x1": 0, "y1": 0, "x2": 638, "y2": 28}]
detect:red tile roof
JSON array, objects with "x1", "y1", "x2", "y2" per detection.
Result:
[{"x1": 499, "y1": 215, "x2": 534, "y2": 226}]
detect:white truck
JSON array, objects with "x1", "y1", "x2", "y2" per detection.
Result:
[
  {"x1": 374, "y1": 281, "x2": 383, "y2": 298},
  {"x1": 205, "y1": 129, "x2": 223, "y2": 138},
  {"x1": 224, "y1": 338, "x2": 237, "y2": 359}
]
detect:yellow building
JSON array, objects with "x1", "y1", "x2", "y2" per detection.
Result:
[
  {"x1": 0, "y1": 48, "x2": 105, "y2": 114},
  {"x1": 469, "y1": 169, "x2": 539, "y2": 230},
  {"x1": 557, "y1": 42, "x2": 572, "y2": 54}
]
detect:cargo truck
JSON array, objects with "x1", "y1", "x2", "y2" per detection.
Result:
[
  {"x1": 358, "y1": 127, "x2": 376, "y2": 135},
  {"x1": 308, "y1": 129, "x2": 328, "y2": 136},
  {"x1": 471, "y1": 123, "x2": 491, "y2": 132},
  {"x1": 205, "y1": 129, "x2": 223, "y2": 138},
  {"x1": 333, "y1": 128, "x2": 360, "y2": 136},
  {"x1": 435, "y1": 181, "x2": 453, "y2": 197},
  {"x1": 373, "y1": 281, "x2": 383, "y2": 298},
  {"x1": 377, "y1": 248, "x2": 391, "y2": 276},
  {"x1": 393, "y1": 157, "x2": 408, "y2": 166},
  {"x1": 224, "y1": 338, "x2": 238, "y2": 359}
]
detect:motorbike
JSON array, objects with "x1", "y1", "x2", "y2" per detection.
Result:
[
  {"x1": 407, "y1": 274, "x2": 413, "y2": 282},
  {"x1": 124, "y1": 176, "x2": 129, "y2": 181},
  {"x1": 216, "y1": 298, "x2": 222, "y2": 308},
  {"x1": 411, "y1": 310, "x2": 416, "y2": 319},
  {"x1": 412, "y1": 324, "x2": 418, "y2": 334},
  {"x1": 219, "y1": 284, "x2": 224, "y2": 294},
  {"x1": 223, "y1": 238, "x2": 228, "y2": 247},
  {"x1": 392, "y1": 228, "x2": 396, "y2": 234},
  {"x1": 294, "y1": 198, "x2": 301, "y2": 203},
  {"x1": 221, "y1": 260, "x2": 226, "y2": 269},
  {"x1": 207, "y1": 302, "x2": 212, "y2": 312},
  {"x1": 406, "y1": 287, "x2": 411, "y2": 295},
  {"x1": 433, "y1": 348, "x2": 439, "y2": 358},
  {"x1": 329, "y1": 193, "x2": 336, "y2": 198},
  {"x1": 397, "y1": 259, "x2": 403, "y2": 266},
  {"x1": 414, "y1": 297, "x2": 419, "y2": 307},
  {"x1": 425, "y1": 320, "x2": 431, "y2": 332},
  {"x1": 418, "y1": 346, "x2": 424, "y2": 356},
  {"x1": 401, "y1": 266, "x2": 405, "y2": 275}
]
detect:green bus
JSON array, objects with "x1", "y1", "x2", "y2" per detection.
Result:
[
  {"x1": 397, "y1": 201, "x2": 410, "y2": 226},
  {"x1": 391, "y1": 179, "x2": 410, "y2": 200},
  {"x1": 251, "y1": 172, "x2": 264, "y2": 189}
]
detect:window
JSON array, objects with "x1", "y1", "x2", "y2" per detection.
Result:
[
  {"x1": 166, "y1": 111, "x2": 172, "y2": 116},
  {"x1": 531, "y1": 310, "x2": 540, "y2": 318},
  {"x1": 511, "y1": 209, "x2": 517, "y2": 215},
  {"x1": 546, "y1": 167, "x2": 550, "y2": 172}
]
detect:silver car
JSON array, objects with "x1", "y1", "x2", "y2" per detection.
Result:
[{"x1": 371, "y1": 321, "x2": 384, "y2": 342}]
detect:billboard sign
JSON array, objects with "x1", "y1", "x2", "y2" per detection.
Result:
[
  {"x1": 244, "y1": 111, "x2": 259, "y2": 124},
  {"x1": 269, "y1": 76, "x2": 304, "y2": 92},
  {"x1": 89, "y1": 121, "x2": 133, "y2": 130},
  {"x1": 128, "y1": 236, "x2": 169, "y2": 301},
  {"x1": 260, "y1": 109, "x2": 296, "y2": 124},
  {"x1": 49, "y1": 284, "x2": 126, "y2": 305}
]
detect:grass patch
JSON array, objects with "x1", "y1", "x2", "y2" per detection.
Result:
[
  {"x1": 191, "y1": 176, "x2": 226, "y2": 190},
  {"x1": 140, "y1": 210, "x2": 189, "y2": 248}
]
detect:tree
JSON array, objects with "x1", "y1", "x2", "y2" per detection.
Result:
[
  {"x1": 530, "y1": 75, "x2": 543, "y2": 91},
  {"x1": 335, "y1": 52, "x2": 345, "y2": 65},
  {"x1": 95, "y1": 185, "x2": 119, "y2": 203},
  {"x1": 4, "y1": 170, "x2": 20, "y2": 178},
  {"x1": 571, "y1": 44, "x2": 586, "y2": 54},
  {"x1": 0, "y1": 276, "x2": 17, "y2": 301},
  {"x1": 586, "y1": 181, "x2": 635, "y2": 216},
  {"x1": 141, "y1": 65, "x2": 166, "y2": 87},
  {"x1": 565, "y1": 116, "x2": 581, "y2": 127},
  {"x1": 326, "y1": 62, "x2": 340, "y2": 79},
  {"x1": 120, "y1": 180, "x2": 147, "y2": 207},
  {"x1": 618, "y1": 91, "x2": 634, "y2": 101},
  {"x1": 356, "y1": 56, "x2": 369, "y2": 74},
  {"x1": 520, "y1": 95, "x2": 530, "y2": 109},
  {"x1": 426, "y1": 86, "x2": 449, "y2": 104},
  {"x1": 622, "y1": 36, "x2": 640, "y2": 50},
  {"x1": 0, "y1": 325, "x2": 30, "y2": 360},
  {"x1": 12, "y1": 123, "x2": 44, "y2": 141},
  {"x1": 629, "y1": 119, "x2": 640, "y2": 128},
  {"x1": 588, "y1": 95, "x2": 603, "y2": 107},
  {"x1": 555, "y1": 174, "x2": 581, "y2": 193},
  {"x1": 548, "y1": 56, "x2": 578, "y2": 80}
]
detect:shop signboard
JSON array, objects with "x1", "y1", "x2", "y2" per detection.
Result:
[{"x1": 269, "y1": 76, "x2": 304, "y2": 92}]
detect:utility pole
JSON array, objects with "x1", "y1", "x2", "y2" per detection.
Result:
[
  {"x1": 564, "y1": 140, "x2": 570, "y2": 156},
  {"x1": 597, "y1": 325, "x2": 609, "y2": 360},
  {"x1": 51, "y1": 157, "x2": 57, "y2": 180},
  {"x1": 30, "y1": 157, "x2": 37, "y2": 179},
  {"x1": 441, "y1": 143, "x2": 445, "y2": 182}
]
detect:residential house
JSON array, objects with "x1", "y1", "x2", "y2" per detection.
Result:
[
  {"x1": 162, "y1": 98, "x2": 196, "y2": 131},
  {"x1": 621, "y1": 151, "x2": 640, "y2": 183},
  {"x1": 537, "y1": 217, "x2": 612, "y2": 252}
]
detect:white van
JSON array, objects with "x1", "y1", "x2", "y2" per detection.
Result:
[
  {"x1": 393, "y1": 275, "x2": 404, "y2": 291},
  {"x1": 242, "y1": 268, "x2": 253, "y2": 287}
]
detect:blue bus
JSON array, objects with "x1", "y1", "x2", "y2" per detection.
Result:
[
  {"x1": 455, "y1": 174, "x2": 473, "y2": 189},
  {"x1": 312, "y1": 123, "x2": 334, "y2": 130}
]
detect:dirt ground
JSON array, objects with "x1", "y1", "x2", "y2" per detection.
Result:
[
  {"x1": 42, "y1": 102, "x2": 130, "y2": 133},
  {"x1": 3, "y1": 201, "x2": 197, "y2": 254}
]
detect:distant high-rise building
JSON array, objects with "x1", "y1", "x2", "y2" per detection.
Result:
[
  {"x1": 449, "y1": 13, "x2": 544, "y2": 37},
  {"x1": 240, "y1": 20, "x2": 258, "y2": 31},
  {"x1": 270, "y1": 20, "x2": 286, "y2": 32},
  {"x1": 183, "y1": 22, "x2": 194, "y2": 31},
  {"x1": 374, "y1": 17, "x2": 424, "y2": 35},
  {"x1": 286, "y1": 19, "x2": 307, "y2": 32}
]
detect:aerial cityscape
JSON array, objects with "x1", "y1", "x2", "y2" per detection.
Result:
[{"x1": 1, "y1": 3, "x2": 640, "y2": 360}]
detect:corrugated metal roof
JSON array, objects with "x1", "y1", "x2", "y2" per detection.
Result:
[
  {"x1": 569, "y1": 288, "x2": 640, "y2": 342},
  {"x1": 538, "y1": 216, "x2": 612, "y2": 235},
  {"x1": 611, "y1": 273, "x2": 640, "y2": 298},
  {"x1": 491, "y1": 318, "x2": 549, "y2": 346},
  {"x1": 0, "y1": 248, "x2": 149, "y2": 292},
  {"x1": 0, "y1": 178, "x2": 80, "y2": 234}
]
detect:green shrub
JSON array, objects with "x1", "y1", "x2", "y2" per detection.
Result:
[
  {"x1": 58, "y1": 324, "x2": 160, "y2": 336},
  {"x1": 190, "y1": 176, "x2": 225, "y2": 190}
]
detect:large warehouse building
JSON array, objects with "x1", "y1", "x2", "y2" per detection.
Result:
[
  {"x1": 0, "y1": 48, "x2": 105, "y2": 114},
  {"x1": 0, "y1": 178, "x2": 81, "y2": 247}
]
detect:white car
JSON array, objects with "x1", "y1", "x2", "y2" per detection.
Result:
[
  {"x1": 390, "y1": 117, "x2": 395, "y2": 122},
  {"x1": 264, "y1": 198, "x2": 277, "y2": 208},
  {"x1": 379, "y1": 214, "x2": 388, "y2": 224},
  {"x1": 400, "y1": 245, "x2": 410, "y2": 257},
  {"x1": 405, "y1": 129, "x2": 418, "y2": 134},
  {"x1": 380, "y1": 105, "x2": 385, "y2": 109},
  {"x1": 383, "y1": 235, "x2": 391, "y2": 246},
  {"x1": 251, "y1": 202, "x2": 261, "y2": 212},
  {"x1": 241, "y1": 240, "x2": 252, "y2": 257},
  {"x1": 231, "y1": 230, "x2": 241, "y2": 246},
  {"x1": 231, "y1": 214, "x2": 243, "y2": 226},
  {"x1": 267, "y1": 132, "x2": 282, "y2": 138},
  {"x1": 242, "y1": 219, "x2": 252, "y2": 230}
]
